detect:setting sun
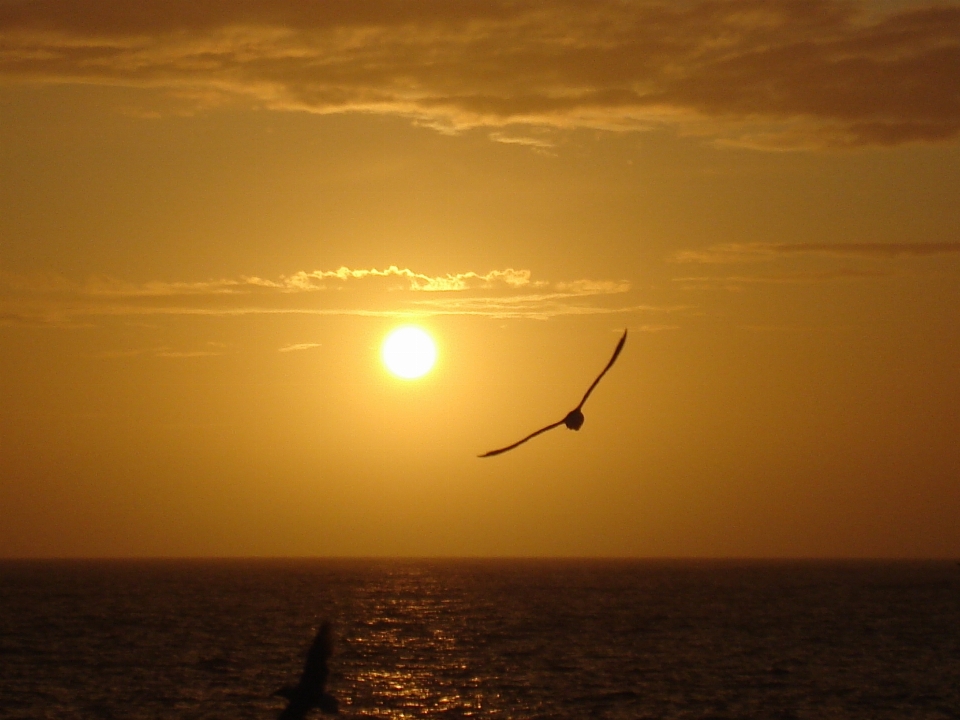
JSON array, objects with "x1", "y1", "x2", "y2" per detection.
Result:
[{"x1": 381, "y1": 326, "x2": 437, "y2": 379}]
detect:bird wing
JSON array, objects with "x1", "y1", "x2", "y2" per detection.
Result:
[
  {"x1": 575, "y1": 329, "x2": 627, "y2": 411},
  {"x1": 300, "y1": 622, "x2": 333, "y2": 691},
  {"x1": 478, "y1": 419, "x2": 565, "y2": 457}
]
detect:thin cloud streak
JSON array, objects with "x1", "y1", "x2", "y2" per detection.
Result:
[
  {"x1": 155, "y1": 349, "x2": 222, "y2": 358},
  {"x1": 279, "y1": 342, "x2": 321, "y2": 353},
  {"x1": 1, "y1": 301, "x2": 663, "y2": 323},
  {"x1": 489, "y1": 132, "x2": 556, "y2": 153},
  {"x1": 79, "y1": 266, "x2": 537, "y2": 296},
  {"x1": 634, "y1": 324, "x2": 681, "y2": 332},
  {"x1": 0, "y1": 266, "x2": 650, "y2": 322},
  {"x1": 3, "y1": 266, "x2": 606, "y2": 299},
  {"x1": 674, "y1": 267, "x2": 891, "y2": 291},
  {"x1": 674, "y1": 242, "x2": 960, "y2": 264},
  {"x1": 274, "y1": 267, "x2": 538, "y2": 292},
  {"x1": 2, "y1": 1, "x2": 958, "y2": 148},
  {"x1": 98, "y1": 346, "x2": 224, "y2": 358}
]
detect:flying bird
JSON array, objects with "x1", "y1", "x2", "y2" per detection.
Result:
[
  {"x1": 275, "y1": 622, "x2": 339, "y2": 718},
  {"x1": 479, "y1": 329, "x2": 627, "y2": 457}
]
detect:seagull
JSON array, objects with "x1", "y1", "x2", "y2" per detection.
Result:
[
  {"x1": 275, "y1": 622, "x2": 339, "y2": 718},
  {"x1": 479, "y1": 329, "x2": 627, "y2": 457}
]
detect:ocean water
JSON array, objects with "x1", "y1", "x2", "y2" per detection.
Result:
[{"x1": 1, "y1": 560, "x2": 958, "y2": 719}]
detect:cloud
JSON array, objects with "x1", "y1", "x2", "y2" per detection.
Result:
[
  {"x1": 83, "y1": 277, "x2": 253, "y2": 296},
  {"x1": 634, "y1": 324, "x2": 681, "y2": 332},
  {"x1": 0, "y1": 265, "x2": 648, "y2": 322},
  {"x1": 274, "y1": 266, "x2": 537, "y2": 292},
  {"x1": 489, "y1": 132, "x2": 556, "y2": 153},
  {"x1": 154, "y1": 349, "x2": 222, "y2": 358},
  {"x1": 554, "y1": 279, "x2": 631, "y2": 295},
  {"x1": 673, "y1": 242, "x2": 960, "y2": 264},
  {"x1": 674, "y1": 267, "x2": 891, "y2": 291},
  {"x1": 0, "y1": 306, "x2": 91, "y2": 328},
  {"x1": 2, "y1": 0, "x2": 958, "y2": 148},
  {"x1": 98, "y1": 345, "x2": 224, "y2": 358},
  {"x1": 278, "y1": 342, "x2": 321, "y2": 353},
  {"x1": 409, "y1": 296, "x2": 662, "y2": 321},
  {"x1": 77, "y1": 266, "x2": 537, "y2": 296}
]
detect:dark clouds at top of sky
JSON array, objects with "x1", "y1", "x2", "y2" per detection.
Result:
[{"x1": 1, "y1": 0, "x2": 958, "y2": 148}]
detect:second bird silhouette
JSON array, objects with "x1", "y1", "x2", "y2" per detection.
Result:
[
  {"x1": 479, "y1": 329, "x2": 627, "y2": 457},
  {"x1": 275, "y1": 622, "x2": 339, "y2": 718}
]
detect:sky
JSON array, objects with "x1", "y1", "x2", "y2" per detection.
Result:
[{"x1": 2, "y1": 0, "x2": 959, "y2": 558}]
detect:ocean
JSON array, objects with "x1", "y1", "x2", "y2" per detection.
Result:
[{"x1": 1, "y1": 559, "x2": 958, "y2": 719}]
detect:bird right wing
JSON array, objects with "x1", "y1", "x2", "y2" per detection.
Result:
[
  {"x1": 575, "y1": 329, "x2": 627, "y2": 410},
  {"x1": 478, "y1": 419, "x2": 565, "y2": 457}
]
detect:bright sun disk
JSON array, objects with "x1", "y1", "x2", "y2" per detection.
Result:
[{"x1": 382, "y1": 326, "x2": 437, "y2": 379}]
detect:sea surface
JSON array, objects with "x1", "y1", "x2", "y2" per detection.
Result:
[{"x1": 1, "y1": 559, "x2": 959, "y2": 719}]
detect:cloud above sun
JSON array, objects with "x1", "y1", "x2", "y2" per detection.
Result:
[
  {"x1": 0, "y1": 266, "x2": 657, "y2": 325},
  {"x1": 2, "y1": 0, "x2": 959, "y2": 148},
  {"x1": 73, "y1": 267, "x2": 536, "y2": 297}
]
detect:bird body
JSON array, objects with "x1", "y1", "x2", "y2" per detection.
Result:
[
  {"x1": 479, "y1": 329, "x2": 626, "y2": 457},
  {"x1": 563, "y1": 408, "x2": 585, "y2": 430}
]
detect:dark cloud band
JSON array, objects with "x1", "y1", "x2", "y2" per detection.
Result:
[{"x1": 2, "y1": 0, "x2": 958, "y2": 147}]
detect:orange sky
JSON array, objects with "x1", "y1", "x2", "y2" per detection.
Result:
[{"x1": 2, "y1": 0, "x2": 959, "y2": 558}]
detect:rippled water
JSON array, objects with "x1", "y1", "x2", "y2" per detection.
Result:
[{"x1": 2, "y1": 559, "x2": 959, "y2": 719}]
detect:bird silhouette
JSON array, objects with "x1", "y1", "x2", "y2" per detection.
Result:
[
  {"x1": 275, "y1": 622, "x2": 339, "y2": 718},
  {"x1": 479, "y1": 329, "x2": 627, "y2": 457}
]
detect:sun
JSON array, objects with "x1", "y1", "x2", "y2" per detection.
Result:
[{"x1": 381, "y1": 326, "x2": 437, "y2": 379}]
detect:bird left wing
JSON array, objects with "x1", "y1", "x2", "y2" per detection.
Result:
[
  {"x1": 575, "y1": 329, "x2": 627, "y2": 410},
  {"x1": 478, "y1": 419, "x2": 565, "y2": 457}
]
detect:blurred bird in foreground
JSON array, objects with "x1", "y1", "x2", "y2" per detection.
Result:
[
  {"x1": 480, "y1": 329, "x2": 627, "y2": 457},
  {"x1": 275, "y1": 621, "x2": 339, "y2": 718}
]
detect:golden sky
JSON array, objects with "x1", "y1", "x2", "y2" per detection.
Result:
[{"x1": 2, "y1": 0, "x2": 959, "y2": 558}]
